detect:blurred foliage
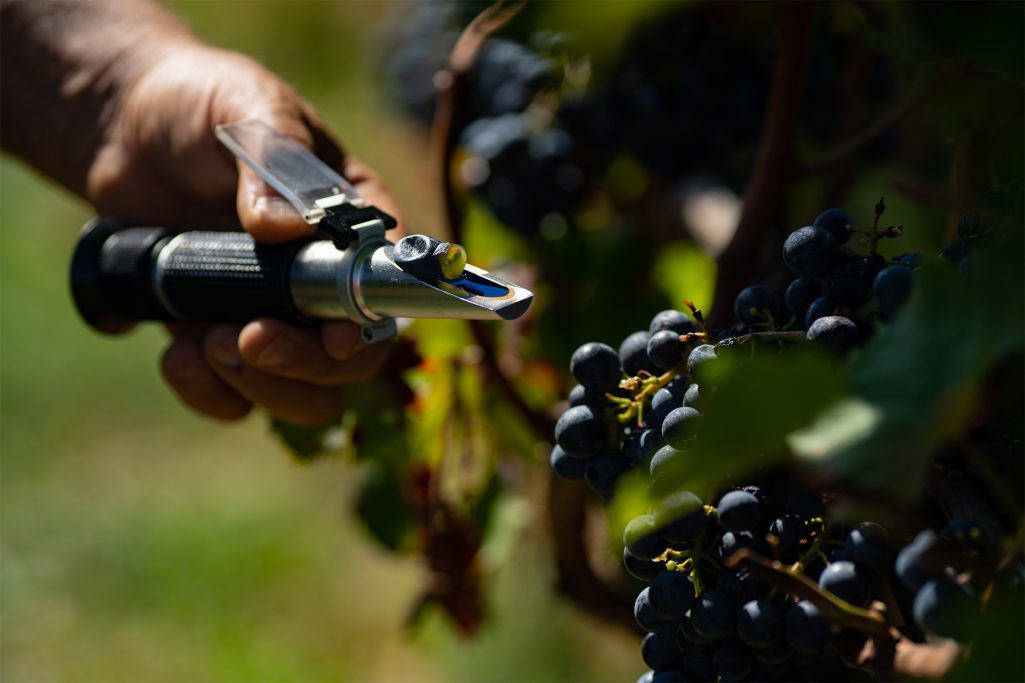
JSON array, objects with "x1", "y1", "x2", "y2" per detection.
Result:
[{"x1": 791, "y1": 229, "x2": 1025, "y2": 500}]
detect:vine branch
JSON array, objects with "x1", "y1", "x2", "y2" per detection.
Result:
[
  {"x1": 709, "y1": 1, "x2": 817, "y2": 329},
  {"x1": 802, "y1": 64, "x2": 958, "y2": 175},
  {"x1": 431, "y1": 0, "x2": 524, "y2": 243},
  {"x1": 803, "y1": 60, "x2": 1025, "y2": 175},
  {"x1": 430, "y1": 0, "x2": 632, "y2": 630},
  {"x1": 727, "y1": 549, "x2": 964, "y2": 679}
]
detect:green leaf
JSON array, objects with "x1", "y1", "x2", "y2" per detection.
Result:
[
  {"x1": 792, "y1": 229, "x2": 1025, "y2": 499},
  {"x1": 787, "y1": 398, "x2": 882, "y2": 461},
  {"x1": 339, "y1": 378, "x2": 410, "y2": 467},
  {"x1": 652, "y1": 241, "x2": 717, "y2": 314},
  {"x1": 654, "y1": 348, "x2": 847, "y2": 499},
  {"x1": 354, "y1": 461, "x2": 416, "y2": 553},
  {"x1": 270, "y1": 417, "x2": 344, "y2": 462}
]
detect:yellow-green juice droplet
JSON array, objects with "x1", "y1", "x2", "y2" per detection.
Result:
[{"x1": 436, "y1": 243, "x2": 467, "y2": 279}]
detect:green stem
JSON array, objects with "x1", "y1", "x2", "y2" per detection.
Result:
[
  {"x1": 793, "y1": 520, "x2": 833, "y2": 573},
  {"x1": 726, "y1": 549, "x2": 889, "y2": 635}
]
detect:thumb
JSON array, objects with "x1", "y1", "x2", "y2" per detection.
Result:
[
  {"x1": 236, "y1": 162, "x2": 313, "y2": 244},
  {"x1": 233, "y1": 103, "x2": 345, "y2": 244}
]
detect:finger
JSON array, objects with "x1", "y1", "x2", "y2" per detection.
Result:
[
  {"x1": 203, "y1": 325, "x2": 346, "y2": 426},
  {"x1": 161, "y1": 337, "x2": 253, "y2": 421},
  {"x1": 230, "y1": 95, "x2": 322, "y2": 243},
  {"x1": 237, "y1": 318, "x2": 391, "y2": 386},
  {"x1": 319, "y1": 322, "x2": 397, "y2": 382},
  {"x1": 298, "y1": 100, "x2": 346, "y2": 173},
  {"x1": 236, "y1": 163, "x2": 317, "y2": 244},
  {"x1": 343, "y1": 157, "x2": 407, "y2": 237}
]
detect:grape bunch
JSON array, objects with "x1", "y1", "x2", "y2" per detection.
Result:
[
  {"x1": 780, "y1": 203, "x2": 917, "y2": 334},
  {"x1": 625, "y1": 488, "x2": 885, "y2": 682},
  {"x1": 552, "y1": 202, "x2": 918, "y2": 498},
  {"x1": 550, "y1": 308, "x2": 696, "y2": 499},
  {"x1": 555, "y1": 304, "x2": 892, "y2": 680},
  {"x1": 548, "y1": 205, "x2": 1024, "y2": 681}
]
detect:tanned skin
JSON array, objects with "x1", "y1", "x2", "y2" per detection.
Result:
[{"x1": 2, "y1": 0, "x2": 405, "y2": 425}]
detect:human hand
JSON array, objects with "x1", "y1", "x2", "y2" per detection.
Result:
[{"x1": 88, "y1": 45, "x2": 403, "y2": 425}]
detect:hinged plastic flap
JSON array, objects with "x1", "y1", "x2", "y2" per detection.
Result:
[{"x1": 216, "y1": 120, "x2": 362, "y2": 224}]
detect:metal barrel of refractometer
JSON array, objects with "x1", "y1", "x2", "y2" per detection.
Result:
[{"x1": 70, "y1": 217, "x2": 531, "y2": 334}]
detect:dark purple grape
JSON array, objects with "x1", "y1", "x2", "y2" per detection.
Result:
[
  {"x1": 736, "y1": 599, "x2": 784, "y2": 648},
  {"x1": 625, "y1": 428, "x2": 664, "y2": 467},
  {"x1": 620, "y1": 330, "x2": 655, "y2": 376},
  {"x1": 712, "y1": 638, "x2": 753, "y2": 681},
  {"x1": 682, "y1": 383, "x2": 701, "y2": 408},
  {"x1": 785, "y1": 601, "x2": 829, "y2": 654},
  {"x1": 716, "y1": 490, "x2": 762, "y2": 533},
  {"x1": 647, "y1": 330, "x2": 686, "y2": 370},
  {"x1": 686, "y1": 344, "x2": 719, "y2": 384},
  {"x1": 720, "y1": 531, "x2": 767, "y2": 561},
  {"x1": 584, "y1": 448, "x2": 630, "y2": 498},
  {"x1": 655, "y1": 491, "x2": 707, "y2": 543},
  {"x1": 649, "y1": 386, "x2": 685, "y2": 431},
  {"x1": 681, "y1": 654, "x2": 716, "y2": 681},
  {"x1": 804, "y1": 297, "x2": 834, "y2": 327},
  {"x1": 570, "y1": 342, "x2": 622, "y2": 392},
  {"x1": 554, "y1": 404, "x2": 607, "y2": 456},
  {"x1": 806, "y1": 316, "x2": 858, "y2": 354},
  {"x1": 624, "y1": 546, "x2": 665, "y2": 582},
  {"x1": 716, "y1": 570, "x2": 766, "y2": 605},
  {"x1": 649, "y1": 570, "x2": 696, "y2": 620},
  {"x1": 641, "y1": 632, "x2": 683, "y2": 671},
  {"x1": 567, "y1": 384, "x2": 592, "y2": 407},
  {"x1": 897, "y1": 253, "x2": 924, "y2": 269},
  {"x1": 625, "y1": 514, "x2": 668, "y2": 560},
  {"x1": 649, "y1": 309, "x2": 696, "y2": 335},
  {"x1": 769, "y1": 515, "x2": 809, "y2": 563},
  {"x1": 783, "y1": 226, "x2": 839, "y2": 277},
  {"x1": 662, "y1": 406, "x2": 701, "y2": 449},
  {"x1": 818, "y1": 561, "x2": 872, "y2": 607},
  {"x1": 843, "y1": 522, "x2": 892, "y2": 572},
  {"x1": 691, "y1": 589, "x2": 735, "y2": 639},
  {"x1": 650, "y1": 444, "x2": 685, "y2": 481},
  {"x1": 679, "y1": 611, "x2": 716, "y2": 646},
  {"x1": 895, "y1": 529, "x2": 959, "y2": 591},
  {"x1": 813, "y1": 208, "x2": 854, "y2": 245},
  {"x1": 550, "y1": 445, "x2": 590, "y2": 479},
  {"x1": 913, "y1": 577, "x2": 975, "y2": 640},
  {"x1": 785, "y1": 278, "x2": 821, "y2": 317},
  {"x1": 635, "y1": 587, "x2": 676, "y2": 633},
  {"x1": 820, "y1": 258, "x2": 875, "y2": 308},
  {"x1": 873, "y1": 265, "x2": 913, "y2": 318},
  {"x1": 733, "y1": 285, "x2": 782, "y2": 326}
]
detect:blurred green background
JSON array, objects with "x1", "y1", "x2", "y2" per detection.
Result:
[{"x1": 0, "y1": 1, "x2": 638, "y2": 681}]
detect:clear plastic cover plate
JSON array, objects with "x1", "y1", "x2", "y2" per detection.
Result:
[{"x1": 216, "y1": 120, "x2": 362, "y2": 224}]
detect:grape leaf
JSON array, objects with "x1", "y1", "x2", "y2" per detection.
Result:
[
  {"x1": 654, "y1": 348, "x2": 847, "y2": 499},
  {"x1": 270, "y1": 417, "x2": 345, "y2": 462},
  {"x1": 354, "y1": 461, "x2": 416, "y2": 552},
  {"x1": 790, "y1": 229, "x2": 1025, "y2": 499}
]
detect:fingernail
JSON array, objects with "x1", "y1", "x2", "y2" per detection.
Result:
[
  {"x1": 212, "y1": 339, "x2": 243, "y2": 370},
  {"x1": 255, "y1": 336, "x2": 296, "y2": 369},
  {"x1": 253, "y1": 194, "x2": 297, "y2": 221}
]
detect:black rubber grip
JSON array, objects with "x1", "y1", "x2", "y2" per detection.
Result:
[
  {"x1": 71, "y1": 218, "x2": 310, "y2": 331},
  {"x1": 158, "y1": 231, "x2": 306, "y2": 323},
  {"x1": 71, "y1": 218, "x2": 173, "y2": 332}
]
